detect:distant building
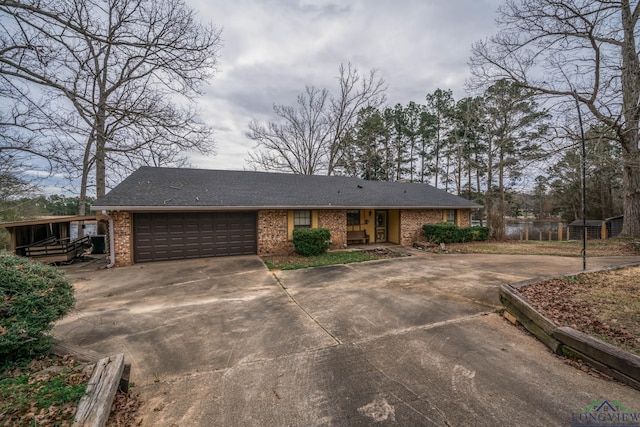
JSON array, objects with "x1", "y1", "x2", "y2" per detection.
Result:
[{"x1": 568, "y1": 216, "x2": 624, "y2": 240}]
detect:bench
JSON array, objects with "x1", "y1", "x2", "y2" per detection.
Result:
[{"x1": 347, "y1": 230, "x2": 369, "y2": 244}]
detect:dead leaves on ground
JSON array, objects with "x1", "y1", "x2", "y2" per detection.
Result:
[{"x1": 519, "y1": 266, "x2": 640, "y2": 354}]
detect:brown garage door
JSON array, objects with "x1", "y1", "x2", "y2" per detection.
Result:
[{"x1": 133, "y1": 212, "x2": 257, "y2": 263}]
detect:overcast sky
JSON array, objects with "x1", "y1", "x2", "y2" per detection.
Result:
[{"x1": 186, "y1": 0, "x2": 504, "y2": 171}]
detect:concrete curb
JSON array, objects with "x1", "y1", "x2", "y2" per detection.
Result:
[{"x1": 499, "y1": 262, "x2": 640, "y2": 391}]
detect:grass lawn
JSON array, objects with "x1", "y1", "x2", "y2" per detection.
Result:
[
  {"x1": 441, "y1": 238, "x2": 639, "y2": 257},
  {"x1": 264, "y1": 239, "x2": 639, "y2": 270},
  {"x1": 263, "y1": 250, "x2": 386, "y2": 270}
]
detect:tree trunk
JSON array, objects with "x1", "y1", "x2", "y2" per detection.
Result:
[
  {"x1": 485, "y1": 138, "x2": 494, "y2": 236},
  {"x1": 434, "y1": 125, "x2": 440, "y2": 188},
  {"x1": 621, "y1": 149, "x2": 640, "y2": 237},
  {"x1": 619, "y1": 2, "x2": 640, "y2": 237},
  {"x1": 495, "y1": 145, "x2": 506, "y2": 240}
]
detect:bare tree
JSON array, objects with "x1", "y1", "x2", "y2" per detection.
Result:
[
  {"x1": 247, "y1": 63, "x2": 386, "y2": 175},
  {"x1": 0, "y1": 0, "x2": 222, "y2": 213},
  {"x1": 247, "y1": 86, "x2": 331, "y2": 175},
  {"x1": 470, "y1": 0, "x2": 640, "y2": 237},
  {"x1": 326, "y1": 63, "x2": 387, "y2": 175}
]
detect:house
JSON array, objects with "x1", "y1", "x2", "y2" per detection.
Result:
[{"x1": 91, "y1": 167, "x2": 481, "y2": 266}]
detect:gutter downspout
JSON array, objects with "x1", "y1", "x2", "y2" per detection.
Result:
[{"x1": 105, "y1": 212, "x2": 116, "y2": 269}]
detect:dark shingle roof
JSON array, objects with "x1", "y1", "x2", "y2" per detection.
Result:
[
  {"x1": 92, "y1": 167, "x2": 481, "y2": 210},
  {"x1": 568, "y1": 220, "x2": 605, "y2": 227}
]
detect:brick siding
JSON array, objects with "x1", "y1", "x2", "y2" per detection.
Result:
[
  {"x1": 257, "y1": 210, "x2": 292, "y2": 255},
  {"x1": 459, "y1": 209, "x2": 471, "y2": 227},
  {"x1": 399, "y1": 209, "x2": 443, "y2": 245},
  {"x1": 317, "y1": 209, "x2": 347, "y2": 250},
  {"x1": 399, "y1": 209, "x2": 473, "y2": 245},
  {"x1": 112, "y1": 211, "x2": 133, "y2": 267},
  {"x1": 110, "y1": 208, "x2": 474, "y2": 265}
]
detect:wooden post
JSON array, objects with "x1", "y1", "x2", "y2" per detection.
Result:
[
  {"x1": 73, "y1": 354, "x2": 125, "y2": 427},
  {"x1": 519, "y1": 231, "x2": 523, "y2": 241},
  {"x1": 558, "y1": 223, "x2": 563, "y2": 241},
  {"x1": 548, "y1": 230, "x2": 552, "y2": 241},
  {"x1": 525, "y1": 224, "x2": 529, "y2": 241},
  {"x1": 601, "y1": 221, "x2": 608, "y2": 240},
  {"x1": 539, "y1": 231, "x2": 542, "y2": 241}
]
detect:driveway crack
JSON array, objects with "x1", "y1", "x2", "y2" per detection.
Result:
[{"x1": 271, "y1": 272, "x2": 342, "y2": 345}]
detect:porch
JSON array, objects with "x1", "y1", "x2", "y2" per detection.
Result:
[{"x1": 346, "y1": 209, "x2": 400, "y2": 245}]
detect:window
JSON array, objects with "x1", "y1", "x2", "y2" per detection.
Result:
[
  {"x1": 446, "y1": 209, "x2": 458, "y2": 225},
  {"x1": 347, "y1": 210, "x2": 360, "y2": 226},
  {"x1": 294, "y1": 210, "x2": 311, "y2": 229}
]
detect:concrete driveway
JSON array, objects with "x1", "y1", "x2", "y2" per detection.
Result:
[{"x1": 55, "y1": 252, "x2": 640, "y2": 426}]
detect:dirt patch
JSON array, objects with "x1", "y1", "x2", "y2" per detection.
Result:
[
  {"x1": 108, "y1": 388, "x2": 143, "y2": 426},
  {"x1": 361, "y1": 247, "x2": 409, "y2": 258},
  {"x1": 518, "y1": 265, "x2": 640, "y2": 355}
]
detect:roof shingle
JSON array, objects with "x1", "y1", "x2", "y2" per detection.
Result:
[{"x1": 92, "y1": 167, "x2": 481, "y2": 210}]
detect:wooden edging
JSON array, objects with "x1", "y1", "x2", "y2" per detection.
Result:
[
  {"x1": 499, "y1": 266, "x2": 640, "y2": 391},
  {"x1": 72, "y1": 354, "x2": 125, "y2": 427},
  {"x1": 52, "y1": 342, "x2": 131, "y2": 393}
]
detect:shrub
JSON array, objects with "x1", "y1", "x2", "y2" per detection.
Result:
[
  {"x1": 292, "y1": 228, "x2": 331, "y2": 256},
  {"x1": 470, "y1": 226, "x2": 490, "y2": 241},
  {"x1": 0, "y1": 252, "x2": 75, "y2": 365},
  {"x1": 422, "y1": 224, "x2": 490, "y2": 244}
]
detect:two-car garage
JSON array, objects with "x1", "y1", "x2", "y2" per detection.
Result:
[{"x1": 133, "y1": 212, "x2": 257, "y2": 263}]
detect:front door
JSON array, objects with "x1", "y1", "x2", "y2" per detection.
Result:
[{"x1": 375, "y1": 210, "x2": 387, "y2": 243}]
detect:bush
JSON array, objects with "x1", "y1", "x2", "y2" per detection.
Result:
[
  {"x1": 292, "y1": 228, "x2": 331, "y2": 256},
  {"x1": 470, "y1": 226, "x2": 490, "y2": 242},
  {"x1": 422, "y1": 224, "x2": 490, "y2": 244},
  {"x1": 0, "y1": 252, "x2": 75, "y2": 365}
]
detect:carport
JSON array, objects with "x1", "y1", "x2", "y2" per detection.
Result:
[{"x1": 0, "y1": 215, "x2": 106, "y2": 259}]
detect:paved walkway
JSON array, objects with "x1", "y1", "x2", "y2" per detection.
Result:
[{"x1": 55, "y1": 252, "x2": 640, "y2": 425}]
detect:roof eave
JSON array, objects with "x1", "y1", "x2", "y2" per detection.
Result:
[{"x1": 91, "y1": 205, "x2": 481, "y2": 212}]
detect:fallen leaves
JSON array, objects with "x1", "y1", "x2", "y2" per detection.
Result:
[
  {"x1": 0, "y1": 354, "x2": 143, "y2": 426},
  {"x1": 519, "y1": 266, "x2": 640, "y2": 355}
]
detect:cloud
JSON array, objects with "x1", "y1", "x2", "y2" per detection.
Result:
[{"x1": 188, "y1": 0, "x2": 503, "y2": 170}]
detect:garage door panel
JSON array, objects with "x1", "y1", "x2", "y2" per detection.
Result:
[{"x1": 134, "y1": 212, "x2": 257, "y2": 263}]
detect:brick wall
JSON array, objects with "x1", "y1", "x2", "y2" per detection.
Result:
[
  {"x1": 257, "y1": 210, "x2": 292, "y2": 255},
  {"x1": 318, "y1": 209, "x2": 347, "y2": 249},
  {"x1": 459, "y1": 209, "x2": 471, "y2": 227},
  {"x1": 112, "y1": 211, "x2": 133, "y2": 267},
  {"x1": 399, "y1": 209, "x2": 443, "y2": 245},
  {"x1": 257, "y1": 209, "x2": 347, "y2": 254},
  {"x1": 109, "y1": 208, "x2": 474, "y2": 265}
]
